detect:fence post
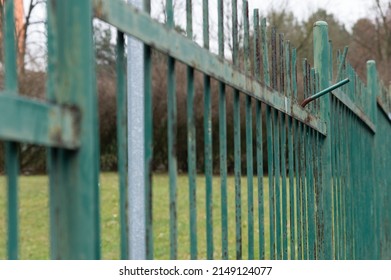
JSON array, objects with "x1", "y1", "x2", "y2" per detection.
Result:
[
  {"x1": 46, "y1": 0, "x2": 100, "y2": 259},
  {"x1": 367, "y1": 60, "x2": 379, "y2": 259},
  {"x1": 313, "y1": 21, "x2": 333, "y2": 259}
]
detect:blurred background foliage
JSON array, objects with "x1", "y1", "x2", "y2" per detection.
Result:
[{"x1": 0, "y1": 0, "x2": 390, "y2": 174}]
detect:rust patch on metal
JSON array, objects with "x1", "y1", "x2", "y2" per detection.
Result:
[
  {"x1": 304, "y1": 113, "x2": 314, "y2": 125},
  {"x1": 67, "y1": 104, "x2": 82, "y2": 145},
  {"x1": 50, "y1": 104, "x2": 81, "y2": 149},
  {"x1": 93, "y1": 0, "x2": 105, "y2": 19},
  {"x1": 51, "y1": 126, "x2": 63, "y2": 146}
]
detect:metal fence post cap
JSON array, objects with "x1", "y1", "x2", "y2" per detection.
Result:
[
  {"x1": 367, "y1": 60, "x2": 376, "y2": 66},
  {"x1": 314, "y1": 21, "x2": 328, "y2": 27}
]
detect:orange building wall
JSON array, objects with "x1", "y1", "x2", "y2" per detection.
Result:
[{"x1": 15, "y1": 0, "x2": 25, "y2": 53}]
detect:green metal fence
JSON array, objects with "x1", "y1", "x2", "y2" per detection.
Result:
[{"x1": 1, "y1": 0, "x2": 391, "y2": 260}]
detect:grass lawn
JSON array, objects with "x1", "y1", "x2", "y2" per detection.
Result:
[{"x1": 0, "y1": 173, "x2": 273, "y2": 260}]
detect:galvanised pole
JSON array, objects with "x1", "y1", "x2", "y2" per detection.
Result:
[{"x1": 127, "y1": 0, "x2": 146, "y2": 260}]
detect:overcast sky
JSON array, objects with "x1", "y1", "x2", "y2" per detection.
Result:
[
  {"x1": 149, "y1": 0, "x2": 383, "y2": 47},
  {"x1": 148, "y1": 0, "x2": 385, "y2": 54},
  {"x1": 24, "y1": 0, "x2": 383, "y2": 30},
  {"x1": 22, "y1": 0, "x2": 386, "y2": 69},
  {"x1": 248, "y1": 0, "x2": 377, "y2": 29}
]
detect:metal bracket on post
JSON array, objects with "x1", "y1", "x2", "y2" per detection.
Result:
[{"x1": 301, "y1": 78, "x2": 350, "y2": 107}]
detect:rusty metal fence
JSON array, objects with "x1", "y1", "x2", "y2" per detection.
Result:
[{"x1": 1, "y1": 0, "x2": 391, "y2": 259}]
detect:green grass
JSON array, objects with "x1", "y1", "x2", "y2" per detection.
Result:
[
  {"x1": 152, "y1": 174, "x2": 271, "y2": 260},
  {"x1": 0, "y1": 173, "x2": 272, "y2": 260}
]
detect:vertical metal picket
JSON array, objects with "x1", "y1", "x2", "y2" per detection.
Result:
[
  {"x1": 287, "y1": 46, "x2": 296, "y2": 260},
  {"x1": 166, "y1": 0, "x2": 178, "y2": 260},
  {"x1": 232, "y1": 0, "x2": 242, "y2": 260},
  {"x1": 279, "y1": 34, "x2": 288, "y2": 261},
  {"x1": 253, "y1": 10, "x2": 265, "y2": 261},
  {"x1": 186, "y1": 0, "x2": 198, "y2": 260},
  {"x1": 202, "y1": 0, "x2": 214, "y2": 261},
  {"x1": 144, "y1": 0, "x2": 154, "y2": 260},
  {"x1": 243, "y1": 0, "x2": 254, "y2": 261},
  {"x1": 218, "y1": 0, "x2": 228, "y2": 260},
  {"x1": 4, "y1": 0, "x2": 391, "y2": 261},
  {"x1": 3, "y1": 0, "x2": 19, "y2": 260},
  {"x1": 261, "y1": 17, "x2": 275, "y2": 261},
  {"x1": 272, "y1": 28, "x2": 281, "y2": 260},
  {"x1": 116, "y1": 31, "x2": 128, "y2": 260}
]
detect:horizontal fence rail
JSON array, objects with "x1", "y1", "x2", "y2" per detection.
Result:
[
  {"x1": 92, "y1": 0, "x2": 327, "y2": 135},
  {"x1": 1, "y1": 0, "x2": 391, "y2": 260}
]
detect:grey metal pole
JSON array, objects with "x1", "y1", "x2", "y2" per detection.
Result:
[{"x1": 127, "y1": 0, "x2": 146, "y2": 260}]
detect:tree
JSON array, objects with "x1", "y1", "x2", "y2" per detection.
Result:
[
  {"x1": 349, "y1": 0, "x2": 391, "y2": 82},
  {"x1": 350, "y1": 19, "x2": 379, "y2": 80}
]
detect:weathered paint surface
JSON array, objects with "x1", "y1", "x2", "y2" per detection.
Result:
[
  {"x1": 45, "y1": 0, "x2": 101, "y2": 259},
  {"x1": 202, "y1": 0, "x2": 214, "y2": 261},
  {"x1": 2, "y1": 0, "x2": 391, "y2": 261},
  {"x1": 116, "y1": 31, "x2": 128, "y2": 260},
  {"x1": 0, "y1": 93, "x2": 79, "y2": 149},
  {"x1": 217, "y1": 0, "x2": 228, "y2": 260},
  {"x1": 92, "y1": 0, "x2": 327, "y2": 135},
  {"x1": 233, "y1": 0, "x2": 242, "y2": 260},
  {"x1": 3, "y1": 0, "x2": 19, "y2": 260}
]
